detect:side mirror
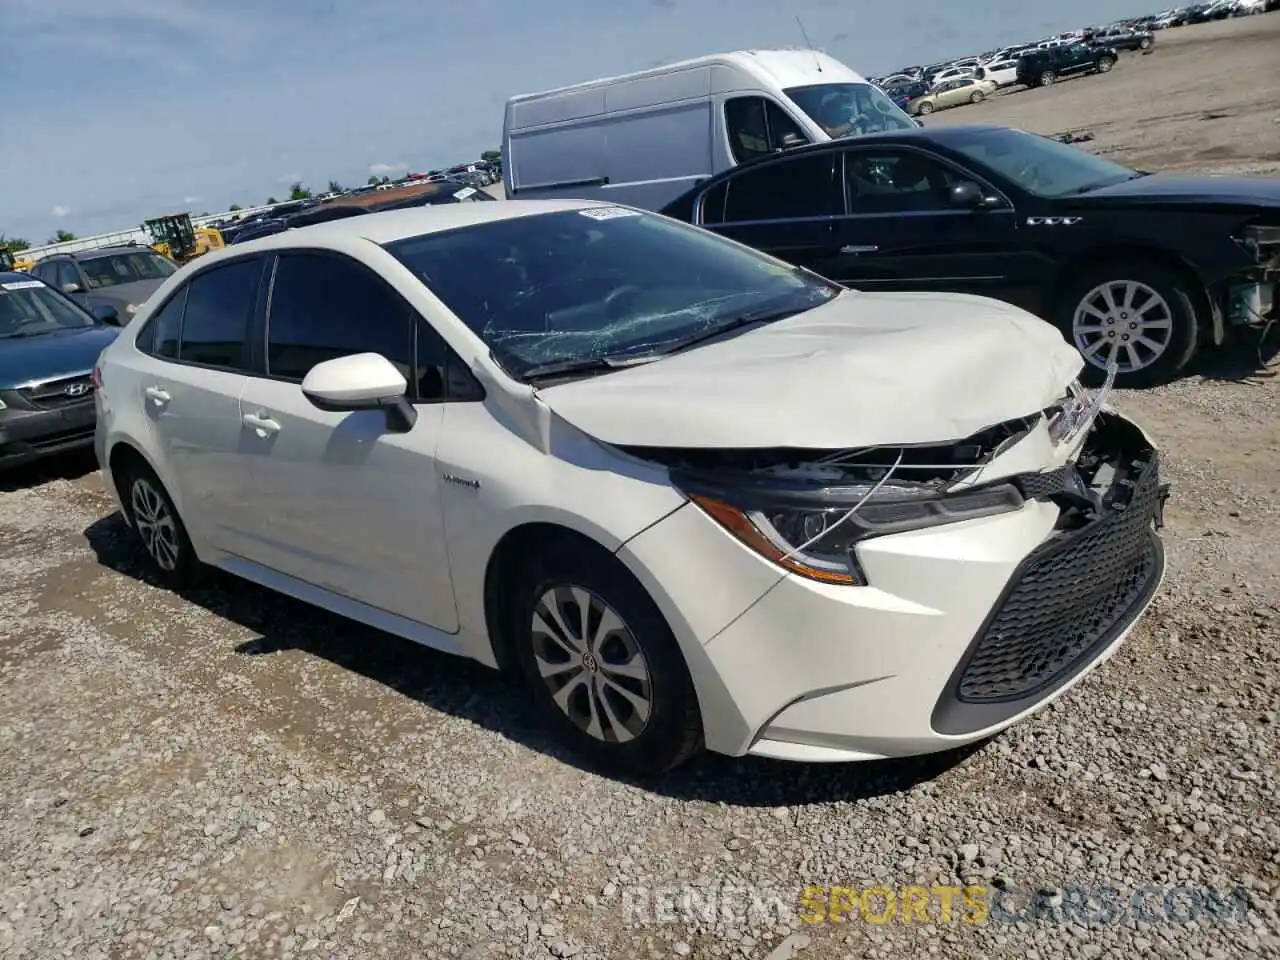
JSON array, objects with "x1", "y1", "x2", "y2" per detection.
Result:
[
  {"x1": 948, "y1": 180, "x2": 995, "y2": 209},
  {"x1": 301, "y1": 352, "x2": 418, "y2": 433},
  {"x1": 91, "y1": 304, "x2": 120, "y2": 325},
  {"x1": 778, "y1": 132, "x2": 807, "y2": 150},
  {"x1": 62, "y1": 282, "x2": 83, "y2": 294}
]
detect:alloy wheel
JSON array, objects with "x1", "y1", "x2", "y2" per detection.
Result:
[
  {"x1": 131, "y1": 476, "x2": 181, "y2": 572},
  {"x1": 1072, "y1": 279, "x2": 1174, "y2": 373},
  {"x1": 530, "y1": 585, "x2": 653, "y2": 744}
]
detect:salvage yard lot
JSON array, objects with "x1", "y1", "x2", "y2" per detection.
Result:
[{"x1": 2, "y1": 18, "x2": 1279, "y2": 960}]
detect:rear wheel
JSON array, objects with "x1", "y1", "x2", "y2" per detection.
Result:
[
  {"x1": 122, "y1": 463, "x2": 200, "y2": 587},
  {"x1": 969, "y1": 90, "x2": 986, "y2": 103},
  {"x1": 1040, "y1": 70, "x2": 1057, "y2": 86},
  {"x1": 917, "y1": 100, "x2": 935, "y2": 115},
  {"x1": 1056, "y1": 261, "x2": 1201, "y2": 388},
  {"x1": 512, "y1": 543, "x2": 702, "y2": 775}
]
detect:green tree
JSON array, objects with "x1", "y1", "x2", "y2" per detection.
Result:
[
  {"x1": 267, "y1": 196, "x2": 279, "y2": 205},
  {"x1": 49, "y1": 229, "x2": 76, "y2": 243},
  {"x1": 228, "y1": 203, "x2": 242, "y2": 212},
  {"x1": 289, "y1": 183, "x2": 312, "y2": 201},
  {"x1": 0, "y1": 233, "x2": 30, "y2": 252},
  {"x1": 481, "y1": 149, "x2": 501, "y2": 163},
  {"x1": 327, "y1": 180, "x2": 344, "y2": 195},
  {"x1": 367, "y1": 175, "x2": 380, "y2": 186}
]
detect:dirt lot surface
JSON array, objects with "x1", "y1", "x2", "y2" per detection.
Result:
[
  {"x1": 3, "y1": 16, "x2": 1280, "y2": 960},
  {"x1": 927, "y1": 13, "x2": 1280, "y2": 178}
]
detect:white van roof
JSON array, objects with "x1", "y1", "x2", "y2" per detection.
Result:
[{"x1": 508, "y1": 48, "x2": 866, "y2": 104}]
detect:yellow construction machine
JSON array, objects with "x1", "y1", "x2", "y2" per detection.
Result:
[
  {"x1": 143, "y1": 212, "x2": 224, "y2": 265},
  {"x1": 0, "y1": 247, "x2": 35, "y2": 272}
]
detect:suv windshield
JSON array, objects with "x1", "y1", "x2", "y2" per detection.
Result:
[
  {"x1": 81, "y1": 252, "x2": 177, "y2": 289},
  {"x1": 0, "y1": 281, "x2": 97, "y2": 339},
  {"x1": 386, "y1": 208, "x2": 840, "y2": 378},
  {"x1": 942, "y1": 127, "x2": 1141, "y2": 198},
  {"x1": 784, "y1": 82, "x2": 917, "y2": 138}
]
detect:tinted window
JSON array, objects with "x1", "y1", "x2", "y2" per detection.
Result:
[
  {"x1": 267, "y1": 253, "x2": 414, "y2": 384},
  {"x1": 57, "y1": 261, "x2": 80, "y2": 290},
  {"x1": 138, "y1": 288, "x2": 186, "y2": 359},
  {"x1": 722, "y1": 154, "x2": 841, "y2": 222},
  {"x1": 80, "y1": 252, "x2": 176, "y2": 289},
  {"x1": 179, "y1": 259, "x2": 261, "y2": 369},
  {"x1": 724, "y1": 97, "x2": 809, "y2": 164},
  {"x1": 0, "y1": 282, "x2": 96, "y2": 339},
  {"x1": 844, "y1": 150, "x2": 963, "y2": 214}
]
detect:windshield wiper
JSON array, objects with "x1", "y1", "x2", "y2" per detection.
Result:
[
  {"x1": 638, "y1": 305, "x2": 808, "y2": 359},
  {"x1": 519, "y1": 353, "x2": 662, "y2": 382}
]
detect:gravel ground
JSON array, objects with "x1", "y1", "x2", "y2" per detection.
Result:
[{"x1": 3, "y1": 17, "x2": 1280, "y2": 960}]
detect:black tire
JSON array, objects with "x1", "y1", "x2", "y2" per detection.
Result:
[
  {"x1": 1040, "y1": 70, "x2": 1056, "y2": 86},
  {"x1": 917, "y1": 100, "x2": 935, "y2": 115},
  {"x1": 969, "y1": 90, "x2": 986, "y2": 103},
  {"x1": 512, "y1": 542, "x2": 702, "y2": 776},
  {"x1": 1097, "y1": 58, "x2": 1114, "y2": 73},
  {"x1": 1054, "y1": 260, "x2": 1201, "y2": 388},
  {"x1": 1139, "y1": 37, "x2": 1152, "y2": 49},
  {"x1": 120, "y1": 461, "x2": 200, "y2": 588}
]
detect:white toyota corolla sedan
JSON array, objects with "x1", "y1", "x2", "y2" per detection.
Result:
[{"x1": 94, "y1": 200, "x2": 1167, "y2": 774}]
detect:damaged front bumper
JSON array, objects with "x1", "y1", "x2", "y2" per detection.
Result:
[{"x1": 618, "y1": 407, "x2": 1168, "y2": 761}]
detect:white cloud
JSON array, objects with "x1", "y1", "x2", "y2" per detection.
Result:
[
  {"x1": 50, "y1": 205, "x2": 71, "y2": 217},
  {"x1": 369, "y1": 161, "x2": 408, "y2": 175},
  {"x1": 276, "y1": 173, "x2": 302, "y2": 184},
  {"x1": 182, "y1": 195, "x2": 201, "y2": 204}
]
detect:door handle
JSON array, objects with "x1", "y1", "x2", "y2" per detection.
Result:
[
  {"x1": 144, "y1": 385, "x2": 171, "y2": 405},
  {"x1": 242, "y1": 412, "x2": 281, "y2": 436},
  {"x1": 840, "y1": 245, "x2": 879, "y2": 255}
]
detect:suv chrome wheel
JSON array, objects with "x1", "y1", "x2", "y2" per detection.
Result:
[
  {"x1": 1072, "y1": 279, "x2": 1174, "y2": 373},
  {"x1": 531, "y1": 585, "x2": 653, "y2": 744},
  {"x1": 131, "y1": 476, "x2": 180, "y2": 571}
]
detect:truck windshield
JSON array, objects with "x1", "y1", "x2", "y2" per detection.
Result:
[{"x1": 784, "y1": 82, "x2": 917, "y2": 138}]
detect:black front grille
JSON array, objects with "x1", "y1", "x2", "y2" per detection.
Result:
[
  {"x1": 20, "y1": 375, "x2": 94, "y2": 409},
  {"x1": 933, "y1": 448, "x2": 1165, "y2": 735}
]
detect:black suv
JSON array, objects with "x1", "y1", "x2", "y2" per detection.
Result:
[
  {"x1": 1016, "y1": 44, "x2": 1118, "y2": 87},
  {"x1": 0, "y1": 273, "x2": 120, "y2": 468},
  {"x1": 660, "y1": 124, "x2": 1280, "y2": 387},
  {"x1": 1088, "y1": 27, "x2": 1155, "y2": 51}
]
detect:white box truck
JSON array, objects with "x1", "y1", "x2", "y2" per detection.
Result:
[{"x1": 502, "y1": 49, "x2": 917, "y2": 211}]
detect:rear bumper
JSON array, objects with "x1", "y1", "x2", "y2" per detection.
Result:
[{"x1": 0, "y1": 401, "x2": 97, "y2": 467}]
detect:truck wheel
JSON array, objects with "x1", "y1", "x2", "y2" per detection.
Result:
[
  {"x1": 1040, "y1": 70, "x2": 1057, "y2": 86},
  {"x1": 1139, "y1": 36, "x2": 1153, "y2": 49},
  {"x1": 1097, "y1": 58, "x2": 1114, "y2": 72},
  {"x1": 1056, "y1": 261, "x2": 1201, "y2": 388}
]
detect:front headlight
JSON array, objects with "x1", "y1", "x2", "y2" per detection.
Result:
[{"x1": 679, "y1": 475, "x2": 1025, "y2": 586}]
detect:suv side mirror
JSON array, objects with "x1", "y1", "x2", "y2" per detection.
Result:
[
  {"x1": 62, "y1": 281, "x2": 83, "y2": 294},
  {"x1": 778, "y1": 132, "x2": 807, "y2": 150},
  {"x1": 948, "y1": 180, "x2": 994, "y2": 209},
  {"x1": 301, "y1": 352, "x2": 418, "y2": 433},
  {"x1": 91, "y1": 304, "x2": 120, "y2": 325}
]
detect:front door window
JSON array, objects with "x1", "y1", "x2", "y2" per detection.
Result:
[{"x1": 723, "y1": 97, "x2": 809, "y2": 164}]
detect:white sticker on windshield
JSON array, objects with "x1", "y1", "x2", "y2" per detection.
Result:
[
  {"x1": 578, "y1": 206, "x2": 640, "y2": 220},
  {"x1": 0, "y1": 280, "x2": 43, "y2": 290},
  {"x1": 454, "y1": 187, "x2": 477, "y2": 200}
]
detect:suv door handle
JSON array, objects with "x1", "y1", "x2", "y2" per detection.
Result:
[
  {"x1": 242, "y1": 412, "x2": 281, "y2": 436},
  {"x1": 840, "y1": 245, "x2": 879, "y2": 255},
  {"x1": 144, "y1": 385, "x2": 171, "y2": 405}
]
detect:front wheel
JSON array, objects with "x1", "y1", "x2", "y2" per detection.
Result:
[
  {"x1": 512, "y1": 544, "x2": 703, "y2": 775},
  {"x1": 1097, "y1": 58, "x2": 1115, "y2": 72},
  {"x1": 1139, "y1": 37, "x2": 1153, "y2": 49},
  {"x1": 917, "y1": 101, "x2": 935, "y2": 115},
  {"x1": 969, "y1": 90, "x2": 986, "y2": 103},
  {"x1": 1056, "y1": 261, "x2": 1201, "y2": 388},
  {"x1": 1040, "y1": 70, "x2": 1056, "y2": 86}
]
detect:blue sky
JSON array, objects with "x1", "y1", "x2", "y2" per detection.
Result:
[{"x1": 1, "y1": 0, "x2": 1154, "y2": 241}]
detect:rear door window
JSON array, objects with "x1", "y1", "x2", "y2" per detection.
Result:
[
  {"x1": 718, "y1": 154, "x2": 841, "y2": 223},
  {"x1": 177, "y1": 258, "x2": 263, "y2": 370}
]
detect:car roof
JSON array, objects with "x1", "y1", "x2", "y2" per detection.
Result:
[
  {"x1": 52, "y1": 245, "x2": 151, "y2": 261},
  {"x1": 221, "y1": 198, "x2": 606, "y2": 254},
  {"x1": 0, "y1": 271, "x2": 41, "y2": 284}
]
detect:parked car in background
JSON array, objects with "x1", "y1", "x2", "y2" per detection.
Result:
[
  {"x1": 94, "y1": 201, "x2": 1168, "y2": 773},
  {"x1": 908, "y1": 77, "x2": 997, "y2": 115},
  {"x1": 659, "y1": 124, "x2": 1280, "y2": 387},
  {"x1": 29, "y1": 246, "x2": 177, "y2": 320},
  {"x1": 1016, "y1": 43, "x2": 1118, "y2": 86},
  {"x1": 977, "y1": 58, "x2": 1021, "y2": 87},
  {"x1": 1090, "y1": 26, "x2": 1155, "y2": 50},
  {"x1": 0, "y1": 273, "x2": 119, "y2": 468}
]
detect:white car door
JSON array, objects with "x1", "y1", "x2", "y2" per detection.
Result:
[
  {"x1": 235, "y1": 250, "x2": 459, "y2": 632},
  {"x1": 131, "y1": 256, "x2": 267, "y2": 558}
]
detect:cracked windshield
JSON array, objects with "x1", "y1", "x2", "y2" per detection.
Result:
[{"x1": 2, "y1": 1, "x2": 1278, "y2": 959}]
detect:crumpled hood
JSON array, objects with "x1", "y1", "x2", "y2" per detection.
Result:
[{"x1": 536, "y1": 291, "x2": 1084, "y2": 449}]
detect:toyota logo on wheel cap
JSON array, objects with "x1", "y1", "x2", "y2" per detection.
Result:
[{"x1": 64, "y1": 382, "x2": 92, "y2": 398}]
